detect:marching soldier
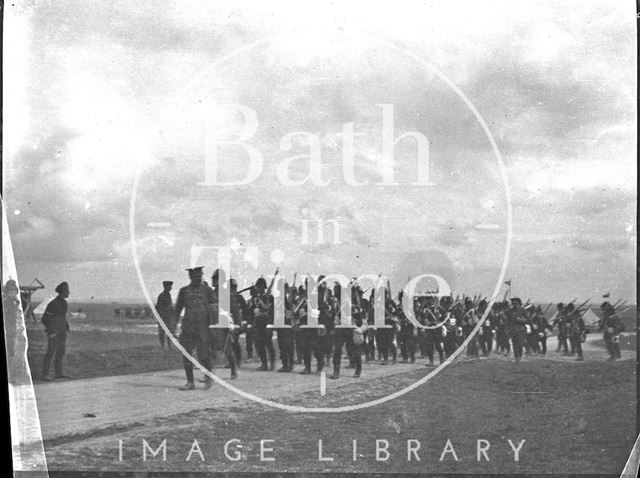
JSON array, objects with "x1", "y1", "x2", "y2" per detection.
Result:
[
  {"x1": 553, "y1": 303, "x2": 569, "y2": 355},
  {"x1": 599, "y1": 302, "x2": 623, "y2": 361},
  {"x1": 524, "y1": 305, "x2": 539, "y2": 355},
  {"x1": 351, "y1": 313, "x2": 368, "y2": 378},
  {"x1": 247, "y1": 277, "x2": 276, "y2": 371},
  {"x1": 506, "y1": 297, "x2": 527, "y2": 363},
  {"x1": 276, "y1": 284, "x2": 296, "y2": 373},
  {"x1": 315, "y1": 277, "x2": 334, "y2": 372},
  {"x1": 295, "y1": 283, "x2": 316, "y2": 375},
  {"x1": 174, "y1": 267, "x2": 216, "y2": 390},
  {"x1": 329, "y1": 285, "x2": 353, "y2": 379},
  {"x1": 423, "y1": 299, "x2": 445, "y2": 366},
  {"x1": 221, "y1": 278, "x2": 245, "y2": 380},
  {"x1": 495, "y1": 302, "x2": 510, "y2": 356},
  {"x1": 567, "y1": 304, "x2": 586, "y2": 361},
  {"x1": 442, "y1": 314, "x2": 462, "y2": 358},
  {"x1": 531, "y1": 306, "x2": 550, "y2": 355},
  {"x1": 155, "y1": 281, "x2": 175, "y2": 349},
  {"x1": 396, "y1": 291, "x2": 416, "y2": 363},
  {"x1": 477, "y1": 299, "x2": 494, "y2": 357},
  {"x1": 462, "y1": 298, "x2": 480, "y2": 359}
]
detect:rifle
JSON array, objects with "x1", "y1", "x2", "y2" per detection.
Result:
[
  {"x1": 292, "y1": 272, "x2": 297, "y2": 288},
  {"x1": 575, "y1": 298, "x2": 590, "y2": 312},
  {"x1": 266, "y1": 267, "x2": 280, "y2": 297},
  {"x1": 611, "y1": 298, "x2": 624, "y2": 309}
]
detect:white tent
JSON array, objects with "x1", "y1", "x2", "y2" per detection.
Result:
[
  {"x1": 32, "y1": 296, "x2": 54, "y2": 319},
  {"x1": 582, "y1": 309, "x2": 601, "y2": 328}
]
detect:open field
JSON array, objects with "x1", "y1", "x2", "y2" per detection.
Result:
[
  {"x1": 22, "y1": 301, "x2": 637, "y2": 474},
  {"x1": 40, "y1": 357, "x2": 636, "y2": 475}
]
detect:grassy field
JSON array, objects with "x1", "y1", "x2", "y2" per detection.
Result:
[{"x1": 41, "y1": 357, "x2": 636, "y2": 475}]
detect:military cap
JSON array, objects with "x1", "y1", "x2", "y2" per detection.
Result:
[
  {"x1": 510, "y1": 297, "x2": 522, "y2": 305},
  {"x1": 55, "y1": 281, "x2": 69, "y2": 293},
  {"x1": 185, "y1": 266, "x2": 204, "y2": 273},
  {"x1": 162, "y1": 281, "x2": 173, "y2": 286},
  {"x1": 255, "y1": 277, "x2": 267, "y2": 289}
]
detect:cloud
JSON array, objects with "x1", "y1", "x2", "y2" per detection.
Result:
[{"x1": 3, "y1": 0, "x2": 636, "y2": 301}]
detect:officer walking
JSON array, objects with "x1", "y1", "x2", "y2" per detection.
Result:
[
  {"x1": 175, "y1": 267, "x2": 216, "y2": 390},
  {"x1": 155, "y1": 281, "x2": 175, "y2": 349}
]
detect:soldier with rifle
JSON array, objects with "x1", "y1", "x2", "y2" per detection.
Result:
[
  {"x1": 567, "y1": 303, "x2": 586, "y2": 361},
  {"x1": 247, "y1": 274, "x2": 277, "y2": 371},
  {"x1": 477, "y1": 299, "x2": 494, "y2": 357},
  {"x1": 329, "y1": 283, "x2": 355, "y2": 379},
  {"x1": 396, "y1": 290, "x2": 417, "y2": 364},
  {"x1": 462, "y1": 297, "x2": 480, "y2": 359},
  {"x1": 531, "y1": 305, "x2": 550, "y2": 355},
  {"x1": 423, "y1": 297, "x2": 446, "y2": 366},
  {"x1": 506, "y1": 297, "x2": 528, "y2": 363},
  {"x1": 553, "y1": 302, "x2": 570, "y2": 355},
  {"x1": 277, "y1": 281, "x2": 296, "y2": 372}
]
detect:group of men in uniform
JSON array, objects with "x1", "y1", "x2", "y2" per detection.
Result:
[{"x1": 152, "y1": 267, "x2": 627, "y2": 390}]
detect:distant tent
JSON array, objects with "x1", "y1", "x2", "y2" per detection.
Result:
[
  {"x1": 32, "y1": 296, "x2": 54, "y2": 319},
  {"x1": 582, "y1": 309, "x2": 601, "y2": 328}
]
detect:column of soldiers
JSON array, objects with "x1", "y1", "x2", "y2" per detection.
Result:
[{"x1": 151, "y1": 267, "x2": 626, "y2": 390}]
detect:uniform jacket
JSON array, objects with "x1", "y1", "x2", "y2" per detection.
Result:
[{"x1": 42, "y1": 296, "x2": 69, "y2": 335}]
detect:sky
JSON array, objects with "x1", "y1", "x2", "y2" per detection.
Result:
[{"x1": 3, "y1": 0, "x2": 636, "y2": 303}]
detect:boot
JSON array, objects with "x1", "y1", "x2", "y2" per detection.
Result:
[
  {"x1": 203, "y1": 376, "x2": 213, "y2": 390},
  {"x1": 179, "y1": 382, "x2": 195, "y2": 391},
  {"x1": 299, "y1": 368, "x2": 311, "y2": 375},
  {"x1": 269, "y1": 360, "x2": 276, "y2": 371}
]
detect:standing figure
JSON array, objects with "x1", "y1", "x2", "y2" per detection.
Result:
[
  {"x1": 553, "y1": 303, "x2": 569, "y2": 355},
  {"x1": 42, "y1": 282, "x2": 71, "y2": 381},
  {"x1": 175, "y1": 267, "x2": 215, "y2": 391},
  {"x1": 599, "y1": 302, "x2": 623, "y2": 361},
  {"x1": 277, "y1": 284, "x2": 296, "y2": 373},
  {"x1": 442, "y1": 315, "x2": 461, "y2": 358},
  {"x1": 506, "y1": 297, "x2": 527, "y2": 363},
  {"x1": 329, "y1": 285, "x2": 354, "y2": 379},
  {"x1": 351, "y1": 313, "x2": 368, "y2": 378},
  {"x1": 155, "y1": 281, "x2": 175, "y2": 349},
  {"x1": 396, "y1": 298, "x2": 416, "y2": 363},
  {"x1": 247, "y1": 277, "x2": 276, "y2": 371},
  {"x1": 477, "y1": 300, "x2": 494, "y2": 357},
  {"x1": 567, "y1": 304, "x2": 586, "y2": 361},
  {"x1": 532, "y1": 306, "x2": 550, "y2": 355},
  {"x1": 423, "y1": 300, "x2": 445, "y2": 366},
  {"x1": 462, "y1": 298, "x2": 480, "y2": 359},
  {"x1": 524, "y1": 305, "x2": 539, "y2": 355}
]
